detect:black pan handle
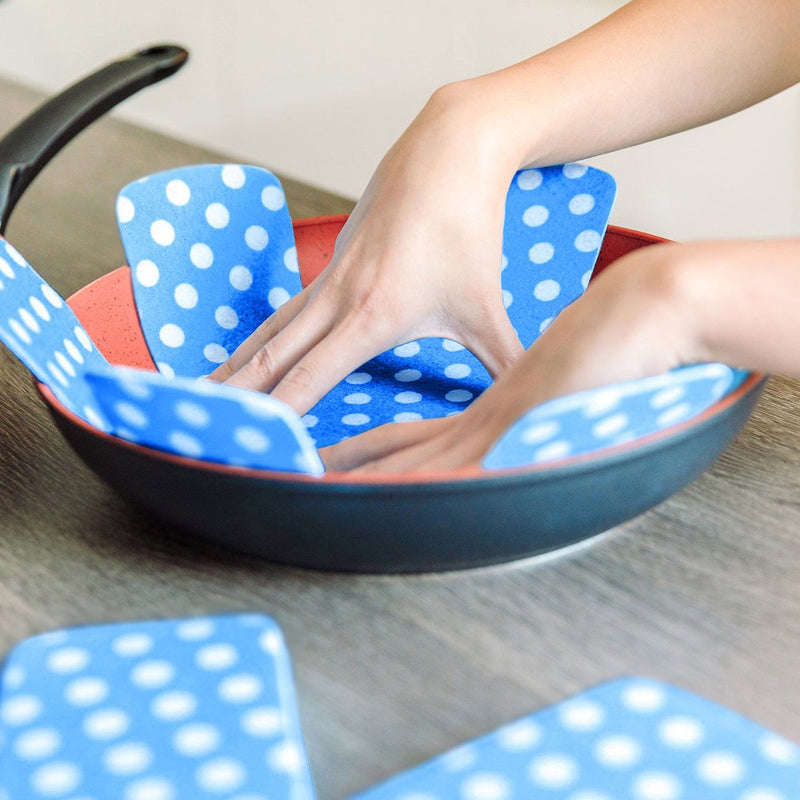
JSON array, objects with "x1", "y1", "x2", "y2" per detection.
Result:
[{"x1": 0, "y1": 44, "x2": 189, "y2": 233}]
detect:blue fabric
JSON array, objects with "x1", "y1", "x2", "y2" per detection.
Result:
[
  {"x1": 483, "y1": 363, "x2": 744, "y2": 469},
  {"x1": 0, "y1": 614, "x2": 315, "y2": 800},
  {"x1": 347, "y1": 677, "x2": 800, "y2": 800},
  {"x1": 0, "y1": 238, "x2": 110, "y2": 428},
  {"x1": 86, "y1": 367, "x2": 323, "y2": 475},
  {"x1": 118, "y1": 163, "x2": 617, "y2": 449}
]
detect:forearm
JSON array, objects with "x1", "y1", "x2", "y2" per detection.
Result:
[{"x1": 436, "y1": 0, "x2": 800, "y2": 171}]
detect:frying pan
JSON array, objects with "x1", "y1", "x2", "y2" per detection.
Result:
[{"x1": 0, "y1": 51, "x2": 765, "y2": 573}]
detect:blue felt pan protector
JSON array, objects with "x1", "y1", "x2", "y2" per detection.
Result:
[{"x1": 0, "y1": 614, "x2": 315, "y2": 800}]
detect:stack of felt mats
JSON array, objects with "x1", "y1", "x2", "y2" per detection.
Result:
[{"x1": 1, "y1": 614, "x2": 797, "y2": 799}]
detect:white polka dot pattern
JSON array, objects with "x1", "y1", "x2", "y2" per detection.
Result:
[
  {"x1": 0, "y1": 614, "x2": 315, "y2": 800},
  {"x1": 484, "y1": 363, "x2": 742, "y2": 470},
  {"x1": 0, "y1": 239, "x2": 111, "y2": 428},
  {"x1": 118, "y1": 165, "x2": 299, "y2": 378},
  {"x1": 85, "y1": 366, "x2": 324, "y2": 475},
  {"x1": 346, "y1": 678, "x2": 799, "y2": 800}
]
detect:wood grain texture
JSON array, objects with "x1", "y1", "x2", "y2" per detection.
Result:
[{"x1": 0, "y1": 75, "x2": 798, "y2": 800}]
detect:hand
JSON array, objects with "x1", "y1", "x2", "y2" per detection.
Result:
[
  {"x1": 208, "y1": 84, "x2": 525, "y2": 415},
  {"x1": 321, "y1": 242, "x2": 703, "y2": 474}
]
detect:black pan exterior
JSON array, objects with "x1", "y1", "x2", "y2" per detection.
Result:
[{"x1": 45, "y1": 378, "x2": 764, "y2": 573}]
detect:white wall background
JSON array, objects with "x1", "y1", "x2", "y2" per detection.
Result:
[{"x1": 0, "y1": 0, "x2": 797, "y2": 241}]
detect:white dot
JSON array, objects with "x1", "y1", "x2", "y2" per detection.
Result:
[
  {"x1": 344, "y1": 392, "x2": 371, "y2": 405},
  {"x1": 445, "y1": 363, "x2": 471, "y2": 379},
  {"x1": 241, "y1": 706, "x2": 284, "y2": 738},
  {"x1": 658, "y1": 716, "x2": 704, "y2": 748},
  {"x1": 501, "y1": 254, "x2": 509, "y2": 271},
  {"x1": 621, "y1": 682, "x2": 666, "y2": 712},
  {"x1": 114, "y1": 401, "x2": 148, "y2": 429},
  {"x1": 196, "y1": 757, "x2": 246, "y2": 792},
  {"x1": 3, "y1": 665, "x2": 25, "y2": 690},
  {"x1": 533, "y1": 440, "x2": 572, "y2": 462},
  {"x1": 0, "y1": 259, "x2": 13, "y2": 281},
  {"x1": 441, "y1": 744, "x2": 478, "y2": 771},
  {"x1": 176, "y1": 619, "x2": 215, "y2": 641},
  {"x1": 222, "y1": 164, "x2": 246, "y2": 188},
  {"x1": 117, "y1": 196, "x2": 135, "y2": 223},
  {"x1": 342, "y1": 413, "x2": 370, "y2": 426},
  {"x1": 632, "y1": 772, "x2": 681, "y2": 800},
  {"x1": 461, "y1": 772, "x2": 511, "y2": 800},
  {"x1": 48, "y1": 361, "x2": 68, "y2": 387},
  {"x1": 13, "y1": 727, "x2": 61, "y2": 760},
  {"x1": 245, "y1": 225, "x2": 269, "y2": 250},
  {"x1": 268, "y1": 741, "x2": 304, "y2": 774},
  {"x1": 173, "y1": 723, "x2": 221, "y2": 757},
  {"x1": 131, "y1": 660, "x2": 175, "y2": 690},
  {"x1": 268, "y1": 287, "x2": 291, "y2": 309},
  {"x1": 446, "y1": 389, "x2": 473, "y2": 403},
  {"x1": 173, "y1": 283, "x2": 199, "y2": 310},
  {"x1": 215, "y1": 305, "x2": 239, "y2": 329},
  {"x1": 166, "y1": 179, "x2": 191, "y2": 206},
  {"x1": 151, "y1": 220, "x2": 175, "y2": 246},
  {"x1": 55, "y1": 351, "x2": 75, "y2": 377},
  {"x1": 592, "y1": 413, "x2": 629, "y2": 439},
  {"x1": 696, "y1": 752, "x2": 745, "y2": 786},
  {"x1": 219, "y1": 674, "x2": 263, "y2": 704},
  {"x1": 168, "y1": 431, "x2": 203, "y2": 458},
  {"x1": 569, "y1": 194, "x2": 595, "y2": 214},
  {"x1": 104, "y1": 742, "x2": 154, "y2": 775},
  {"x1": 528, "y1": 753, "x2": 578, "y2": 789},
  {"x1": 395, "y1": 391, "x2": 422, "y2": 404},
  {"x1": 522, "y1": 205, "x2": 549, "y2": 227},
  {"x1": 31, "y1": 296, "x2": 51, "y2": 321},
  {"x1": 124, "y1": 776, "x2": 176, "y2": 800},
  {"x1": 394, "y1": 342, "x2": 420, "y2": 357},
  {"x1": 502, "y1": 290, "x2": 513, "y2": 308},
  {"x1": 205, "y1": 203, "x2": 230, "y2": 228},
  {"x1": 187, "y1": 243, "x2": 213, "y2": 271},
  {"x1": 159, "y1": 323, "x2": 185, "y2": 348},
  {"x1": 175, "y1": 401, "x2": 210, "y2": 427},
  {"x1": 19, "y1": 307, "x2": 39, "y2": 332},
  {"x1": 657, "y1": 403, "x2": 692, "y2": 427},
  {"x1": 261, "y1": 185, "x2": 286, "y2": 210},
  {"x1": 8, "y1": 318, "x2": 31, "y2": 344},
  {"x1": 533, "y1": 279, "x2": 561, "y2": 301},
  {"x1": 65, "y1": 676, "x2": 109, "y2": 706},
  {"x1": 442, "y1": 339, "x2": 465, "y2": 352},
  {"x1": 594, "y1": 735, "x2": 642, "y2": 768},
  {"x1": 345, "y1": 372, "x2": 372, "y2": 384},
  {"x1": 395, "y1": 369, "x2": 421, "y2": 382},
  {"x1": 575, "y1": 230, "x2": 602, "y2": 252},
  {"x1": 229, "y1": 266, "x2": 253, "y2": 291},
  {"x1": 302, "y1": 414, "x2": 318, "y2": 428},
  {"x1": 203, "y1": 343, "x2": 229, "y2": 364},
  {"x1": 0, "y1": 702, "x2": 39, "y2": 743},
  {"x1": 46, "y1": 646, "x2": 90, "y2": 675},
  {"x1": 64, "y1": 337, "x2": 84, "y2": 362},
  {"x1": 759, "y1": 733, "x2": 799, "y2": 765},
  {"x1": 739, "y1": 791, "x2": 788, "y2": 800},
  {"x1": 563, "y1": 163, "x2": 589, "y2": 179},
  {"x1": 516, "y1": 169, "x2": 543, "y2": 190},
  {"x1": 529, "y1": 242, "x2": 555, "y2": 264},
  {"x1": 283, "y1": 246, "x2": 299, "y2": 272},
  {"x1": 495, "y1": 719, "x2": 541, "y2": 751},
  {"x1": 234, "y1": 426, "x2": 270, "y2": 452},
  {"x1": 581, "y1": 269, "x2": 593, "y2": 289},
  {"x1": 196, "y1": 643, "x2": 238, "y2": 671},
  {"x1": 150, "y1": 690, "x2": 197, "y2": 722},
  {"x1": 558, "y1": 699, "x2": 605, "y2": 731},
  {"x1": 83, "y1": 708, "x2": 130, "y2": 740},
  {"x1": 6, "y1": 243, "x2": 25, "y2": 265},
  {"x1": 394, "y1": 412, "x2": 423, "y2": 422},
  {"x1": 31, "y1": 761, "x2": 81, "y2": 795},
  {"x1": 112, "y1": 633, "x2": 154, "y2": 657},
  {"x1": 42, "y1": 284, "x2": 64, "y2": 308}
]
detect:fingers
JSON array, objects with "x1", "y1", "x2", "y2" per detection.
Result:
[{"x1": 207, "y1": 286, "x2": 310, "y2": 383}]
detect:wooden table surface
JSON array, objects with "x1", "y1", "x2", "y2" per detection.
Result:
[{"x1": 0, "y1": 74, "x2": 799, "y2": 800}]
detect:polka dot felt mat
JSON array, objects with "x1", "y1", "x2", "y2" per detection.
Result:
[
  {"x1": 116, "y1": 163, "x2": 620, "y2": 449},
  {"x1": 0, "y1": 614, "x2": 315, "y2": 800},
  {"x1": 346, "y1": 677, "x2": 800, "y2": 800}
]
